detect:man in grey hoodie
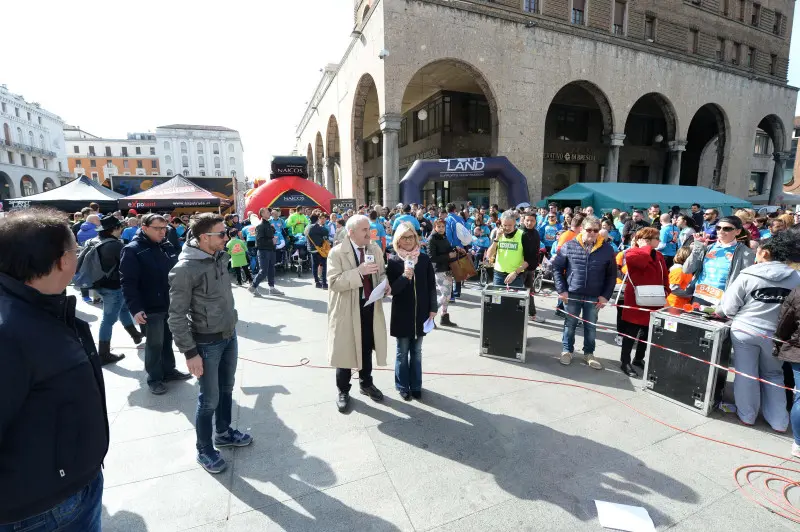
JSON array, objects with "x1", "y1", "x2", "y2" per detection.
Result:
[
  {"x1": 168, "y1": 213, "x2": 252, "y2": 474},
  {"x1": 719, "y1": 232, "x2": 800, "y2": 431}
]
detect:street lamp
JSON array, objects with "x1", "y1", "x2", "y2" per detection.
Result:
[
  {"x1": 371, "y1": 136, "x2": 380, "y2": 144},
  {"x1": 418, "y1": 108, "x2": 428, "y2": 121}
]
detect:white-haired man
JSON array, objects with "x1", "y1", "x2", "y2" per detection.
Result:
[{"x1": 326, "y1": 214, "x2": 391, "y2": 412}]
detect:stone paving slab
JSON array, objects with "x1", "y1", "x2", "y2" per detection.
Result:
[{"x1": 72, "y1": 275, "x2": 799, "y2": 531}]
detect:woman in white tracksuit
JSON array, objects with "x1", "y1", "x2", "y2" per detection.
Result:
[{"x1": 719, "y1": 232, "x2": 800, "y2": 431}]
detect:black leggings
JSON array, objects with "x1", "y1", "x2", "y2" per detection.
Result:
[{"x1": 620, "y1": 320, "x2": 648, "y2": 366}]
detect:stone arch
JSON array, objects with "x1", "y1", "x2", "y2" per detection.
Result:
[
  {"x1": 755, "y1": 114, "x2": 788, "y2": 200},
  {"x1": 326, "y1": 115, "x2": 340, "y2": 160},
  {"x1": 757, "y1": 114, "x2": 786, "y2": 153},
  {"x1": 42, "y1": 178, "x2": 57, "y2": 191},
  {"x1": 0, "y1": 170, "x2": 14, "y2": 200},
  {"x1": 550, "y1": 80, "x2": 615, "y2": 135},
  {"x1": 314, "y1": 131, "x2": 324, "y2": 185},
  {"x1": 20, "y1": 175, "x2": 37, "y2": 197},
  {"x1": 619, "y1": 92, "x2": 679, "y2": 183},
  {"x1": 351, "y1": 73, "x2": 380, "y2": 204},
  {"x1": 681, "y1": 103, "x2": 729, "y2": 188}
]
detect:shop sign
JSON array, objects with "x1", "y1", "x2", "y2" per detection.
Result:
[
  {"x1": 401, "y1": 148, "x2": 440, "y2": 168},
  {"x1": 543, "y1": 151, "x2": 597, "y2": 162},
  {"x1": 331, "y1": 198, "x2": 356, "y2": 212},
  {"x1": 434, "y1": 157, "x2": 488, "y2": 179}
]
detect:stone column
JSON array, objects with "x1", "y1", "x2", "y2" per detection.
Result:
[
  {"x1": 380, "y1": 113, "x2": 402, "y2": 207},
  {"x1": 323, "y1": 157, "x2": 337, "y2": 194},
  {"x1": 605, "y1": 133, "x2": 625, "y2": 182},
  {"x1": 314, "y1": 163, "x2": 324, "y2": 185},
  {"x1": 768, "y1": 152, "x2": 789, "y2": 204},
  {"x1": 667, "y1": 140, "x2": 687, "y2": 185}
]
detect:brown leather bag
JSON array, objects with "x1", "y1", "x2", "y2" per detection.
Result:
[
  {"x1": 449, "y1": 249, "x2": 476, "y2": 282},
  {"x1": 314, "y1": 240, "x2": 332, "y2": 258}
]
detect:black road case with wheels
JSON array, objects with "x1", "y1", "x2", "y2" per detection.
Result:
[
  {"x1": 644, "y1": 308, "x2": 731, "y2": 416},
  {"x1": 480, "y1": 285, "x2": 529, "y2": 362}
]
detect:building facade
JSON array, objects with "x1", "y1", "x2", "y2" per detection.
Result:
[
  {"x1": 0, "y1": 84, "x2": 69, "y2": 200},
  {"x1": 64, "y1": 127, "x2": 160, "y2": 184},
  {"x1": 294, "y1": 0, "x2": 797, "y2": 207},
  {"x1": 155, "y1": 124, "x2": 244, "y2": 181}
]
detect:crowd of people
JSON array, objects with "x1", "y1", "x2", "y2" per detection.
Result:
[{"x1": 3, "y1": 197, "x2": 800, "y2": 530}]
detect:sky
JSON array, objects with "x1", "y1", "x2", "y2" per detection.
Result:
[
  {"x1": 4, "y1": 1, "x2": 800, "y2": 179},
  {"x1": 1, "y1": 0, "x2": 353, "y2": 179}
]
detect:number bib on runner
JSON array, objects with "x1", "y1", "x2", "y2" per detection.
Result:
[{"x1": 694, "y1": 284, "x2": 724, "y2": 305}]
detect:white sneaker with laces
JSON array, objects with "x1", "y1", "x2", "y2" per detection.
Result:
[
  {"x1": 584, "y1": 353, "x2": 604, "y2": 370},
  {"x1": 559, "y1": 352, "x2": 572, "y2": 366}
]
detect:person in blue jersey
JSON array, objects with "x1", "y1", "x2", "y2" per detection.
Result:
[
  {"x1": 471, "y1": 226, "x2": 491, "y2": 264},
  {"x1": 369, "y1": 210, "x2": 387, "y2": 252},
  {"x1": 445, "y1": 203, "x2": 469, "y2": 298},
  {"x1": 269, "y1": 209, "x2": 285, "y2": 235},
  {"x1": 392, "y1": 204, "x2": 421, "y2": 234},
  {"x1": 243, "y1": 217, "x2": 259, "y2": 275},
  {"x1": 657, "y1": 213, "x2": 680, "y2": 268},
  {"x1": 601, "y1": 218, "x2": 621, "y2": 247},
  {"x1": 121, "y1": 217, "x2": 140, "y2": 244},
  {"x1": 684, "y1": 216, "x2": 755, "y2": 308},
  {"x1": 539, "y1": 212, "x2": 562, "y2": 247}
]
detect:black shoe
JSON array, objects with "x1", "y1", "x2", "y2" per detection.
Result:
[
  {"x1": 149, "y1": 381, "x2": 167, "y2": 395},
  {"x1": 399, "y1": 391, "x2": 411, "y2": 401},
  {"x1": 411, "y1": 391, "x2": 422, "y2": 400},
  {"x1": 164, "y1": 369, "x2": 192, "y2": 382},
  {"x1": 100, "y1": 352, "x2": 125, "y2": 366},
  {"x1": 440, "y1": 313, "x2": 457, "y2": 327},
  {"x1": 323, "y1": 284, "x2": 329, "y2": 290},
  {"x1": 621, "y1": 363, "x2": 639, "y2": 377},
  {"x1": 632, "y1": 359, "x2": 645, "y2": 369},
  {"x1": 359, "y1": 384, "x2": 384, "y2": 402},
  {"x1": 316, "y1": 282, "x2": 323, "y2": 289},
  {"x1": 336, "y1": 392, "x2": 350, "y2": 412},
  {"x1": 124, "y1": 325, "x2": 143, "y2": 345}
]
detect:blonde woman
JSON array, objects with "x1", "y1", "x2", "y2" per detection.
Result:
[
  {"x1": 386, "y1": 223, "x2": 437, "y2": 400},
  {"x1": 735, "y1": 209, "x2": 760, "y2": 243}
]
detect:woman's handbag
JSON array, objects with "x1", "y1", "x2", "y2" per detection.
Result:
[
  {"x1": 449, "y1": 249, "x2": 476, "y2": 282},
  {"x1": 627, "y1": 259, "x2": 667, "y2": 307},
  {"x1": 314, "y1": 240, "x2": 332, "y2": 258}
]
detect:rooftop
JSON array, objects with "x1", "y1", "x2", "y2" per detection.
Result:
[{"x1": 156, "y1": 124, "x2": 238, "y2": 132}]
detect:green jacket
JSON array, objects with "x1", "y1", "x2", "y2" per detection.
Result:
[
  {"x1": 287, "y1": 212, "x2": 309, "y2": 235},
  {"x1": 168, "y1": 241, "x2": 238, "y2": 358}
]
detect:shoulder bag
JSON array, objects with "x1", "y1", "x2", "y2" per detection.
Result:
[{"x1": 627, "y1": 258, "x2": 667, "y2": 307}]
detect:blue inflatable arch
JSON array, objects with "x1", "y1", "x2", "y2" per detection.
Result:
[{"x1": 399, "y1": 157, "x2": 530, "y2": 207}]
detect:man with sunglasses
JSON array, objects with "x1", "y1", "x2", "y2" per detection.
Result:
[
  {"x1": 120, "y1": 214, "x2": 188, "y2": 395},
  {"x1": 168, "y1": 213, "x2": 252, "y2": 474},
  {"x1": 701, "y1": 208, "x2": 719, "y2": 243},
  {"x1": 683, "y1": 215, "x2": 755, "y2": 308}
]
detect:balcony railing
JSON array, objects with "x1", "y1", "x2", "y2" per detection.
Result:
[{"x1": 11, "y1": 142, "x2": 56, "y2": 158}]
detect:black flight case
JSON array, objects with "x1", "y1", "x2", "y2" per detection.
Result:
[
  {"x1": 644, "y1": 307, "x2": 732, "y2": 416},
  {"x1": 480, "y1": 285, "x2": 529, "y2": 363}
]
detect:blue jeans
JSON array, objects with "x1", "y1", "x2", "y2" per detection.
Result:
[
  {"x1": 195, "y1": 334, "x2": 238, "y2": 453},
  {"x1": 0, "y1": 472, "x2": 103, "y2": 531},
  {"x1": 251, "y1": 250, "x2": 275, "y2": 288},
  {"x1": 312, "y1": 253, "x2": 327, "y2": 285},
  {"x1": 792, "y1": 363, "x2": 800, "y2": 445},
  {"x1": 562, "y1": 293, "x2": 599, "y2": 354},
  {"x1": 395, "y1": 336, "x2": 423, "y2": 393},
  {"x1": 94, "y1": 288, "x2": 134, "y2": 342},
  {"x1": 143, "y1": 312, "x2": 176, "y2": 385},
  {"x1": 493, "y1": 271, "x2": 525, "y2": 288}
]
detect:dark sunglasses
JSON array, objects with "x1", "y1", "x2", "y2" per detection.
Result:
[
  {"x1": 584, "y1": 228, "x2": 599, "y2": 233},
  {"x1": 203, "y1": 231, "x2": 229, "y2": 238},
  {"x1": 716, "y1": 225, "x2": 736, "y2": 232}
]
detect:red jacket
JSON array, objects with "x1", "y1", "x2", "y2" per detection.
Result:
[
  {"x1": 622, "y1": 246, "x2": 670, "y2": 327},
  {"x1": 743, "y1": 223, "x2": 760, "y2": 243}
]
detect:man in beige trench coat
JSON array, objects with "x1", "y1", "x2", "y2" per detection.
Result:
[{"x1": 327, "y1": 214, "x2": 390, "y2": 412}]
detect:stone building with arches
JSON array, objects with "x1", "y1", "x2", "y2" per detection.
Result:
[
  {"x1": 0, "y1": 84, "x2": 70, "y2": 201},
  {"x1": 295, "y1": 0, "x2": 797, "y2": 207}
]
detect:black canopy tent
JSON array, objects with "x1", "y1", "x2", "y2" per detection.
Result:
[
  {"x1": 118, "y1": 176, "x2": 223, "y2": 211},
  {"x1": 3, "y1": 175, "x2": 123, "y2": 213}
]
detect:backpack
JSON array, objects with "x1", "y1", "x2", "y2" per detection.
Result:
[{"x1": 73, "y1": 239, "x2": 114, "y2": 289}]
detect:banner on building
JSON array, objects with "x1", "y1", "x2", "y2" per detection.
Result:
[{"x1": 330, "y1": 198, "x2": 356, "y2": 212}]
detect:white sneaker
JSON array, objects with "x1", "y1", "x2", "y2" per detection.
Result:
[
  {"x1": 614, "y1": 335, "x2": 623, "y2": 346},
  {"x1": 584, "y1": 354, "x2": 604, "y2": 370},
  {"x1": 247, "y1": 285, "x2": 257, "y2": 294},
  {"x1": 530, "y1": 315, "x2": 546, "y2": 324},
  {"x1": 268, "y1": 287, "x2": 284, "y2": 296},
  {"x1": 559, "y1": 352, "x2": 573, "y2": 366},
  {"x1": 792, "y1": 442, "x2": 800, "y2": 459}
]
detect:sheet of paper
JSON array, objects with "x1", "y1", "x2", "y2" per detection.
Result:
[
  {"x1": 364, "y1": 278, "x2": 387, "y2": 307},
  {"x1": 423, "y1": 317, "x2": 435, "y2": 334},
  {"x1": 594, "y1": 501, "x2": 655, "y2": 532}
]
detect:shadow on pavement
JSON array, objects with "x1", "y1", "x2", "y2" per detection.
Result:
[
  {"x1": 353, "y1": 390, "x2": 697, "y2": 528},
  {"x1": 103, "y1": 506, "x2": 148, "y2": 531},
  {"x1": 237, "y1": 320, "x2": 302, "y2": 343},
  {"x1": 212, "y1": 385, "x2": 402, "y2": 530}
]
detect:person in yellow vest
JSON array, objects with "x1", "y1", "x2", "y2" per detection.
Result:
[{"x1": 486, "y1": 211, "x2": 535, "y2": 288}]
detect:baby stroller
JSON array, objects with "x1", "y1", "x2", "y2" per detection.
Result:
[
  {"x1": 289, "y1": 234, "x2": 311, "y2": 277},
  {"x1": 532, "y1": 249, "x2": 554, "y2": 294}
]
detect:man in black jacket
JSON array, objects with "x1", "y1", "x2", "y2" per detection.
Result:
[
  {"x1": 120, "y1": 213, "x2": 189, "y2": 395},
  {"x1": 308, "y1": 213, "x2": 330, "y2": 289},
  {"x1": 622, "y1": 210, "x2": 649, "y2": 246},
  {"x1": 0, "y1": 208, "x2": 108, "y2": 530},
  {"x1": 521, "y1": 211, "x2": 546, "y2": 324},
  {"x1": 249, "y1": 207, "x2": 283, "y2": 296},
  {"x1": 88, "y1": 215, "x2": 143, "y2": 365}
]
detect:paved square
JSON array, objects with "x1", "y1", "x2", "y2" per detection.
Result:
[{"x1": 83, "y1": 276, "x2": 798, "y2": 531}]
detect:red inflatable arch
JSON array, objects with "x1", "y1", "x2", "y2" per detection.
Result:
[{"x1": 245, "y1": 175, "x2": 335, "y2": 215}]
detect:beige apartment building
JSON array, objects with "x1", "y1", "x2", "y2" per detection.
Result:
[{"x1": 295, "y1": 0, "x2": 797, "y2": 207}]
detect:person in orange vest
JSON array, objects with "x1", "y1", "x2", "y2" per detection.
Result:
[{"x1": 666, "y1": 246, "x2": 693, "y2": 308}]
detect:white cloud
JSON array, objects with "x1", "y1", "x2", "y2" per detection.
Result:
[{"x1": 2, "y1": 0, "x2": 353, "y2": 177}]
